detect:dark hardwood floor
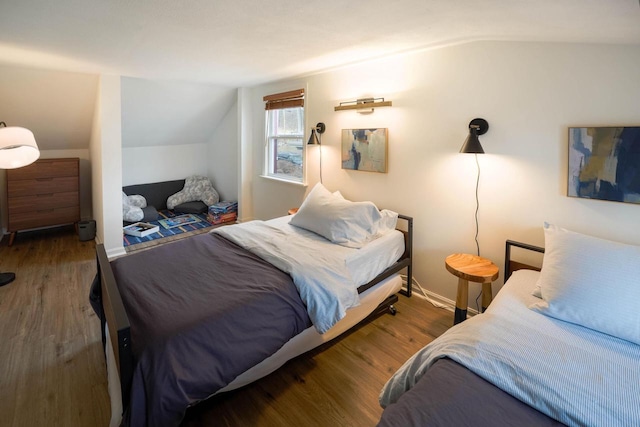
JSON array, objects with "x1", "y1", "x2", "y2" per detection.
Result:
[{"x1": 0, "y1": 226, "x2": 453, "y2": 427}]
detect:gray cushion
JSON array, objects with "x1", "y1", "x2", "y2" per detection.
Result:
[
  {"x1": 174, "y1": 201, "x2": 208, "y2": 214},
  {"x1": 141, "y1": 206, "x2": 159, "y2": 222},
  {"x1": 123, "y1": 206, "x2": 158, "y2": 225}
]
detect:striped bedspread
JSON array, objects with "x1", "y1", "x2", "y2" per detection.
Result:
[{"x1": 380, "y1": 270, "x2": 640, "y2": 426}]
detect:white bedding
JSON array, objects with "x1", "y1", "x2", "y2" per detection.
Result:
[
  {"x1": 264, "y1": 215, "x2": 405, "y2": 286},
  {"x1": 380, "y1": 269, "x2": 640, "y2": 426},
  {"x1": 213, "y1": 216, "x2": 404, "y2": 333}
]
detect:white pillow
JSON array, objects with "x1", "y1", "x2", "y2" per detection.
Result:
[
  {"x1": 375, "y1": 209, "x2": 399, "y2": 236},
  {"x1": 290, "y1": 183, "x2": 388, "y2": 248},
  {"x1": 530, "y1": 223, "x2": 640, "y2": 345}
]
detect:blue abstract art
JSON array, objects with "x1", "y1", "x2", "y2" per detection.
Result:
[
  {"x1": 568, "y1": 126, "x2": 640, "y2": 204},
  {"x1": 341, "y1": 128, "x2": 388, "y2": 173}
]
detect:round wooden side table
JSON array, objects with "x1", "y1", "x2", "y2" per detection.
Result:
[
  {"x1": 445, "y1": 253, "x2": 499, "y2": 325},
  {"x1": 287, "y1": 208, "x2": 299, "y2": 215}
]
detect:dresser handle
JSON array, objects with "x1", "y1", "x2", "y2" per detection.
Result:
[
  {"x1": 37, "y1": 193, "x2": 54, "y2": 197},
  {"x1": 36, "y1": 178, "x2": 54, "y2": 182},
  {"x1": 38, "y1": 209, "x2": 54, "y2": 213}
]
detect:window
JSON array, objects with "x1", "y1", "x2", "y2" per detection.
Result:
[{"x1": 264, "y1": 89, "x2": 305, "y2": 183}]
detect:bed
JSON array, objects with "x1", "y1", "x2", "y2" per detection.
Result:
[
  {"x1": 94, "y1": 184, "x2": 413, "y2": 427},
  {"x1": 378, "y1": 223, "x2": 640, "y2": 426}
]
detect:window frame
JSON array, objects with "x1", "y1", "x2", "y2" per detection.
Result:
[{"x1": 262, "y1": 89, "x2": 306, "y2": 185}]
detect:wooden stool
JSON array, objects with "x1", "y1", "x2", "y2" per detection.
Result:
[{"x1": 445, "y1": 253, "x2": 499, "y2": 325}]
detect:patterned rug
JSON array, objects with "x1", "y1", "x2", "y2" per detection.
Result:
[{"x1": 123, "y1": 211, "x2": 215, "y2": 248}]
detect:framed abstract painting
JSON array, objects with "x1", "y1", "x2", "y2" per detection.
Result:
[
  {"x1": 341, "y1": 128, "x2": 388, "y2": 173},
  {"x1": 568, "y1": 126, "x2": 640, "y2": 204}
]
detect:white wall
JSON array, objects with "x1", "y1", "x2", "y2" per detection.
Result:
[
  {"x1": 237, "y1": 88, "x2": 254, "y2": 222},
  {"x1": 207, "y1": 98, "x2": 238, "y2": 202},
  {"x1": 0, "y1": 64, "x2": 98, "y2": 151},
  {"x1": 90, "y1": 75, "x2": 124, "y2": 257},
  {"x1": 247, "y1": 41, "x2": 640, "y2": 305},
  {"x1": 89, "y1": 83, "x2": 104, "y2": 245},
  {"x1": 120, "y1": 77, "x2": 236, "y2": 148},
  {"x1": 122, "y1": 143, "x2": 209, "y2": 186}
]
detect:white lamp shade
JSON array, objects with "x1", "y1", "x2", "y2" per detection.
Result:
[{"x1": 0, "y1": 126, "x2": 40, "y2": 169}]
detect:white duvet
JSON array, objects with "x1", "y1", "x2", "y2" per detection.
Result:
[
  {"x1": 380, "y1": 269, "x2": 640, "y2": 426},
  {"x1": 213, "y1": 219, "x2": 367, "y2": 333}
]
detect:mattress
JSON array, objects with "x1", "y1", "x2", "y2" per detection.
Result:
[{"x1": 265, "y1": 215, "x2": 405, "y2": 287}]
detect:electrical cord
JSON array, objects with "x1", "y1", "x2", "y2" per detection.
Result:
[
  {"x1": 474, "y1": 153, "x2": 480, "y2": 257},
  {"x1": 474, "y1": 153, "x2": 482, "y2": 310},
  {"x1": 319, "y1": 144, "x2": 323, "y2": 184},
  {"x1": 400, "y1": 274, "x2": 448, "y2": 309},
  {"x1": 402, "y1": 274, "x2": 485, "y2": 315}
]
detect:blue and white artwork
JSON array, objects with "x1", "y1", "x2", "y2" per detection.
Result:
[
  {"x1": 568, "y1": 127, "x2": 640, "y2": 204},
  {"x1": 341, "y1": 128, "x2": 388, "y2": 173}
]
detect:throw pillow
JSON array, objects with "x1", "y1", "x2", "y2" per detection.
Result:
[
  {"x1": 530, "y1": 223, "x2": 640, "y2": 345},
  {"x1": 122, "y1": 192, "x2": 144, "y2": 222},
  {"x1": 167, "y1": 175, "x2": 219, "y2": 209}
]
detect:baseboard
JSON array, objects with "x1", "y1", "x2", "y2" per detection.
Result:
[
  {"x1": 410, "y1": 285, "x2": 479, "y2": 317},
  {"x1": 106, "y1": 245, "x2": 127, "y2": 259}
]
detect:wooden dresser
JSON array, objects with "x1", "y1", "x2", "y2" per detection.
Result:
[{"x1": 6, "y1": 158, "x2": 80, "y2": 245}]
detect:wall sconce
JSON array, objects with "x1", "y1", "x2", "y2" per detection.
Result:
[
  {"x1": 307, "y1": 122, "x2": 326, "y2": 145},
  {"x1": 459, "y1": 118, "x2": 489, "y2": 154},
  {"x1": 307, "y1": 122, "x2": 326, "y2": 184},
  {"x1": 459, "y1": 118, "x2": 489, "y2": 257},
  {"x1": 334, "y1": 97, "x2": 392, "y2": 114}
]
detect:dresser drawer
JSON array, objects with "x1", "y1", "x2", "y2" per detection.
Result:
[
  {"x1": 7, "y1": 176, "x2": 79, "y2": 197},
  {"x1": 8, "y1": 192, "x2": 79, "y2": 215},
  {"x1": 6, "y1": 157, "x2": 81, "y2": 244},
  {"x1": 8, "y1": 206, "x2": 80, "y2": 232},
  {"x1": 6, "y1": 158, "x2": 79, "y2": 181}
]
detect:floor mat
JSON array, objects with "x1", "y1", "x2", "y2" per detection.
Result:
[{"x1": 123, "y1": 211, "x2": 214, "y2": 248}]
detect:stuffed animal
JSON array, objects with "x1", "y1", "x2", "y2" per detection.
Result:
[
  {"x1": 122, "y1": 192, "x2": 147, "y2": 222},
  {"x1": 167, "y1": 175, "x2": 219, "y2": 209}
]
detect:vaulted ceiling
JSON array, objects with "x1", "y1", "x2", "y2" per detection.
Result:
[{"x1": 1, "y1": 0, "x2": 639, "y2": 86}]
